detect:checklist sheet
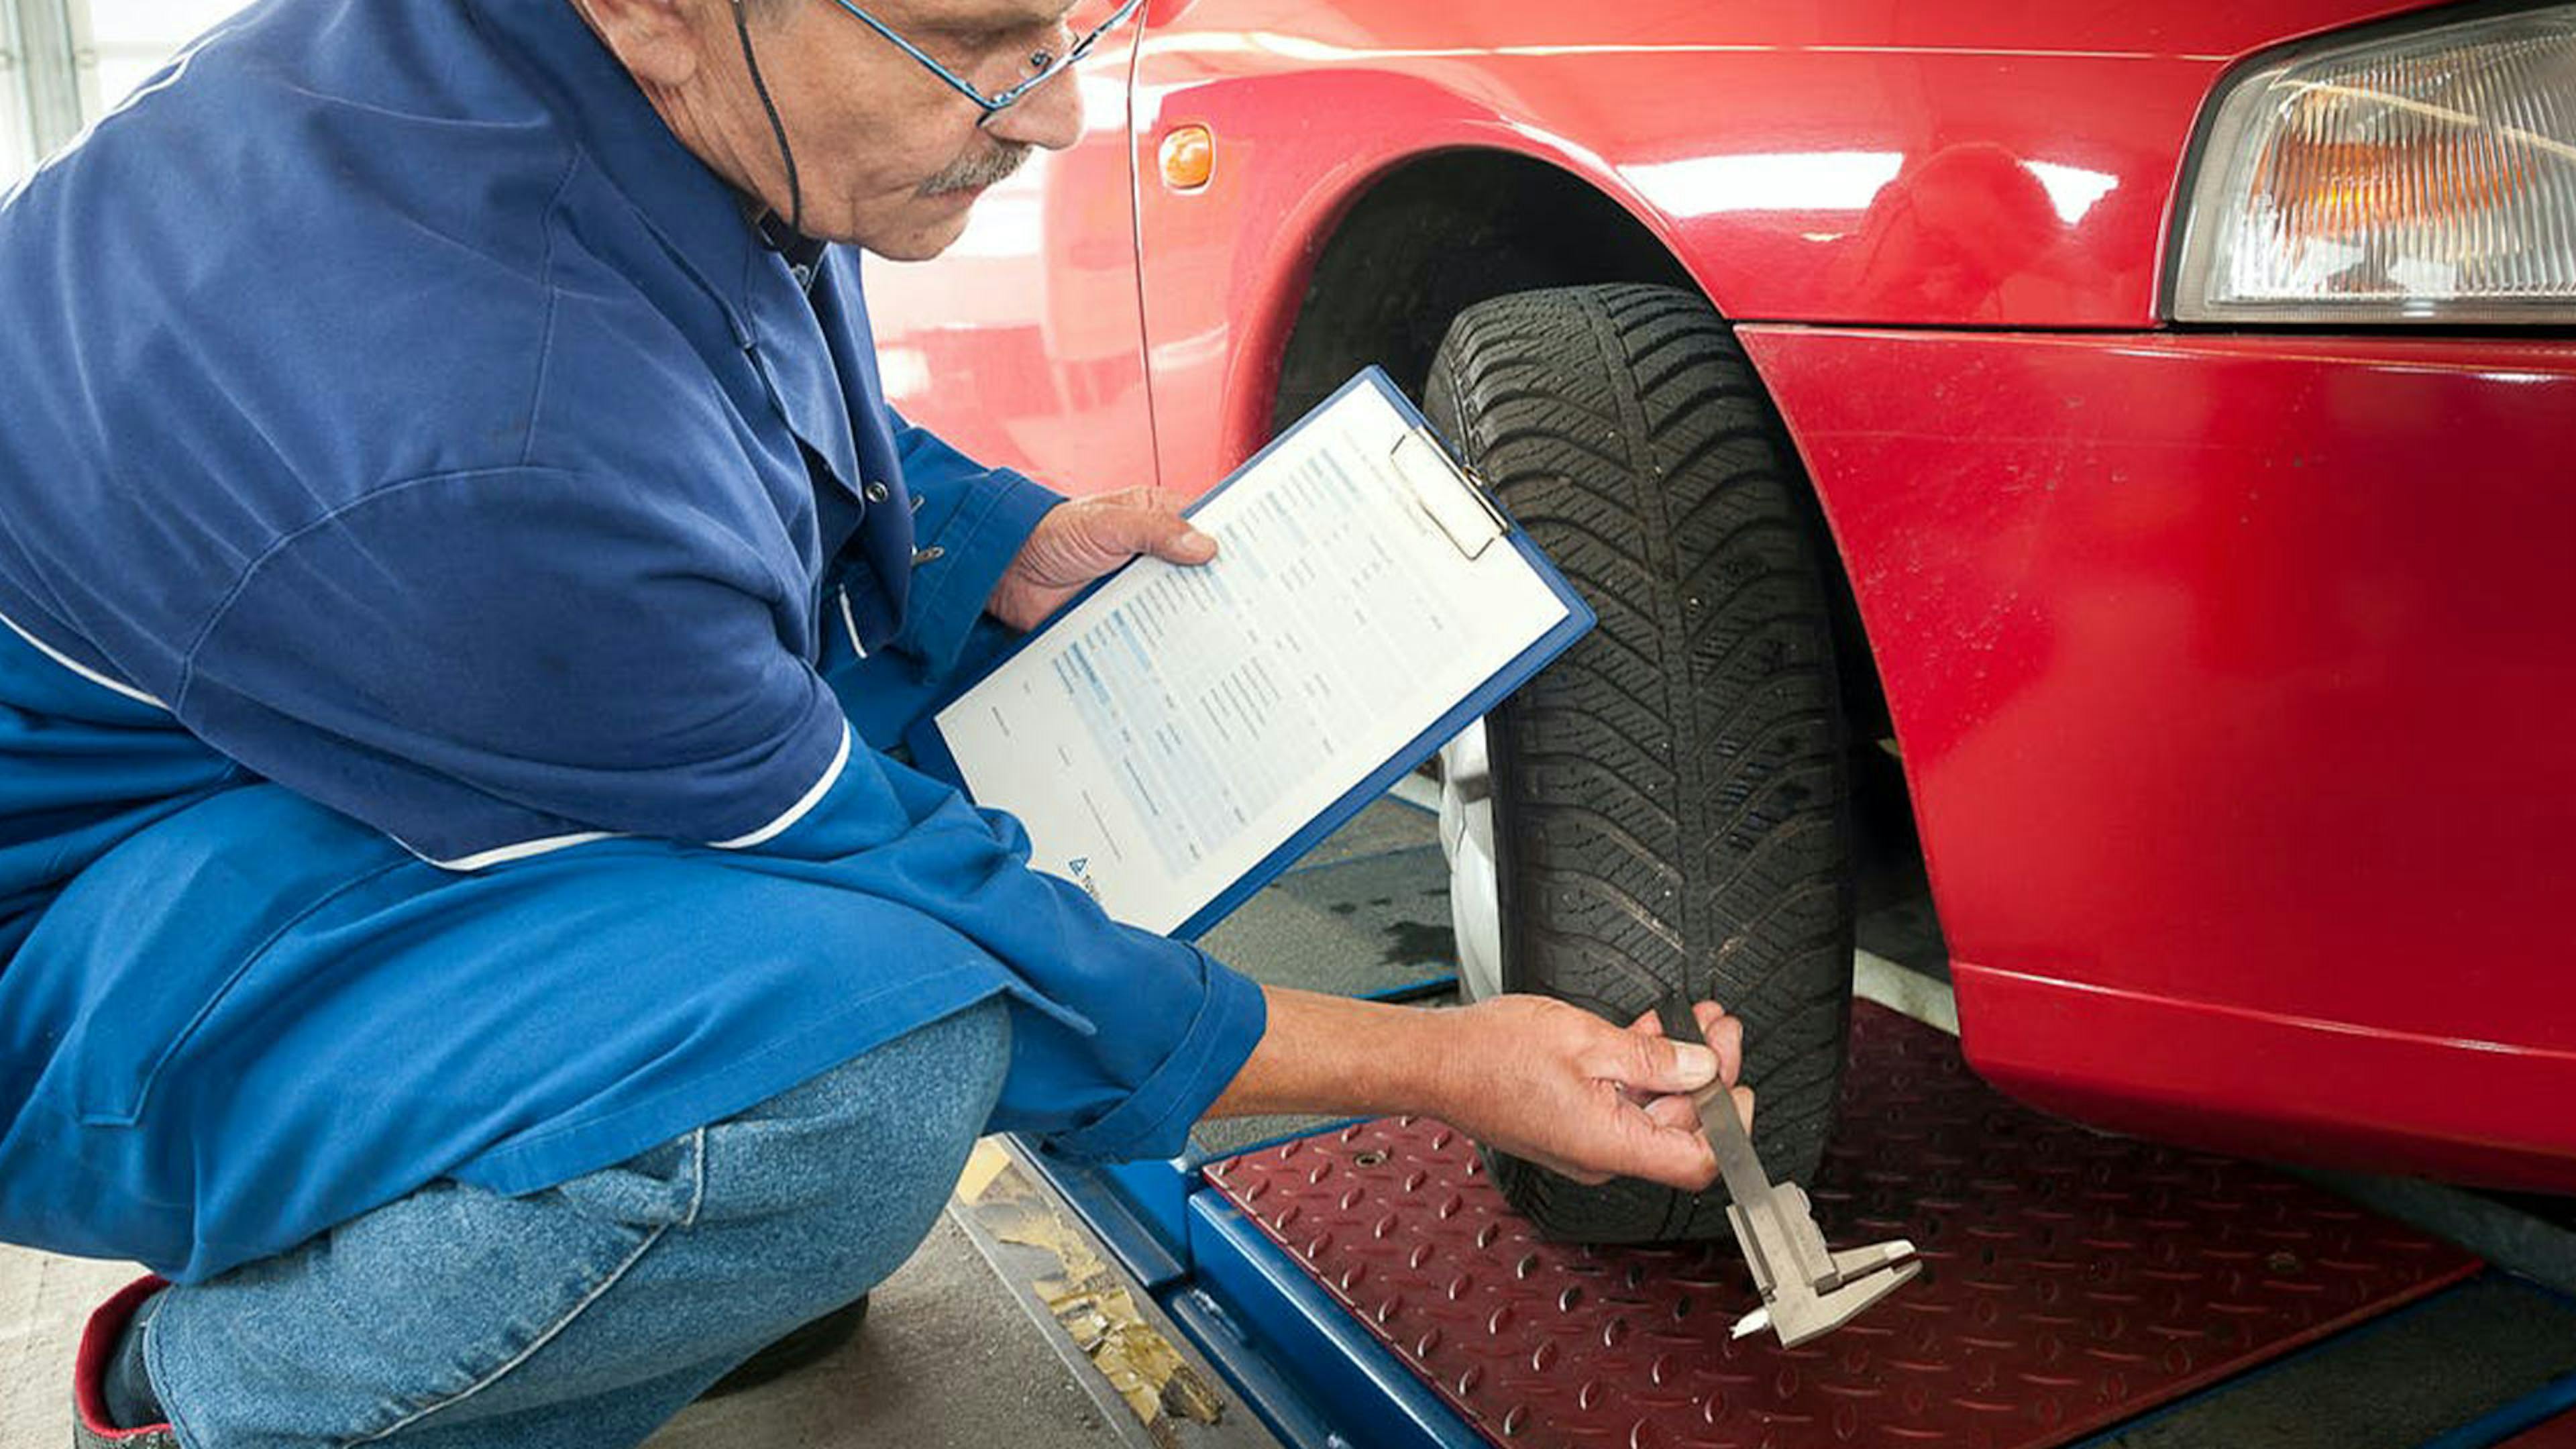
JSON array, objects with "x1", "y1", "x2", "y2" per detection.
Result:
[{"x1": 920, "y1": 372, "x2": 1585, "y2": 938}]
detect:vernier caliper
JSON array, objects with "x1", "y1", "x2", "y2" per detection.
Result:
[{"x1": 1657, "y1": 997, "x2": 1919, "y2": 1348}]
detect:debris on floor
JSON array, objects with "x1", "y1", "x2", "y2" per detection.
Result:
[{"x1": 961, "y1": 1140, "x2": 1228, "y2": 1444}]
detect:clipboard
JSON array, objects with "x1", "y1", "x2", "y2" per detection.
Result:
[{"x1": 906, "y1": 367, "x2": 1594, "y2": 941}]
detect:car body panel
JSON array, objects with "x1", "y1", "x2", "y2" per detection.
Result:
[
  {"x1": 879, "y1": 0, "x2": 2447, "y2": 490},
  {"x1": 868, "y1": 0, "x2": 2576, "y2": 1189},
  {"x1": 1118, "y1": 0, "x2": 2448, "y2": 486},
  {"x1": 1741, "y1": 325, "x2": 2576, "y2": 1187}
]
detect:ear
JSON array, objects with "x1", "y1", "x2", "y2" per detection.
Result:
[{"x1": 570, "y1": 0, "x2": 717, "y2": 91}]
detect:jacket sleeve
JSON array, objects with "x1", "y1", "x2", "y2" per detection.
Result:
[
  {"x1": 172, "y1": 463, "x2": 1263, "y2": 1161},
  {"x1": 866, "y1": 409, "x2": 1060, "y2": 680}
]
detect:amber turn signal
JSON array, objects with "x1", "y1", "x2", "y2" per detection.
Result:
[{"x1": 1160, "y1": 125, "x2": 1215, "y2": 191}]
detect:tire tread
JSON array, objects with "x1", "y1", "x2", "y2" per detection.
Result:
[{"x1": 1426, "y1": 283, "x2": 1856, "y2": 1243}]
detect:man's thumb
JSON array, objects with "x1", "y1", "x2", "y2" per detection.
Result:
[
  {"x1": 1622, "y1": 1033, "x2": 1719, "y2": 1094},
  {"x1": 1086, "y1": 503, "x2": 1214, "y2": 565},
  {"x1": 1154, "y1": 519, "x2": 1217, "y2": 564}
]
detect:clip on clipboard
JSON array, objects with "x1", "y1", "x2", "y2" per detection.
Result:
[
  {"x1": 906, "y1": 367, "x2": 1594, "y2": 941},
  {"x1": 1391, "y1": 427, "x2": 1507, "y2": 560}
]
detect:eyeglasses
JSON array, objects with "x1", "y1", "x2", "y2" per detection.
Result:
[{"x1": 821, "y1": 0, "x2": 1147, "y2": 125}]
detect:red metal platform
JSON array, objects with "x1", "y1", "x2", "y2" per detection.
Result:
[{"x1": 1205, "y1": 1003, "x2": 2481, "y2": 1448}]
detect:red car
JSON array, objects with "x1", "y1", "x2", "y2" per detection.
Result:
[{"x1": 871, "y1": 0, "x2": 2576, "y2": 1238}]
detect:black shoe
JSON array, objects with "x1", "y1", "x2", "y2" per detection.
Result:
[{"x1": 696, "y1": 1294, "x2": 870, "y2": 1401}]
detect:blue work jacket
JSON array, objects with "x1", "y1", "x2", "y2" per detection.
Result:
[{"x1": 0, "y1": 0, "x2": 1263, "y2": 1282}]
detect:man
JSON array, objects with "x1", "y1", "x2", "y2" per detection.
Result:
[{"x1": 0, "y1": 0, "x2": 1750, "y2": 1444}]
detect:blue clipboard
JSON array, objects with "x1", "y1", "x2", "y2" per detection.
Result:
[{"x1": 906, "y1": 366, "x2": 1595, "y2": 942}]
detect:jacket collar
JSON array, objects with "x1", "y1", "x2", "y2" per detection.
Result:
[
  {"x1": 464, "y1": 0, "x2": 871, "y2": 491},
  {"x1": 465, "y1": 0, "x2": 772, "y2": 321}
]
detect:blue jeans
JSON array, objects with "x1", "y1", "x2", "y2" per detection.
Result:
[{"x1": 131, "y1": 1000, "x2": 1009, "y2": 1448}]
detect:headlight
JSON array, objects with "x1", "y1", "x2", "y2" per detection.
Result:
[{"x1": 2171, "y1": 4, "x2": 2576, "y2": 324}]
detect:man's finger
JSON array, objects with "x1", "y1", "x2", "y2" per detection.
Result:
[
  {"x1": 1660, "y1": 1002, "x2": 1744, "y2": 1087},
  {"x1": 1615, "y1": 1106, "x2": 1721, "y2": 1190},
  {"x1": 1079, "y1": 504, "x2": 1216, "y2": 566},
  {"x1": 1151, "y1": 519, "x2": 1218, "y2": 565},
  {"x1": 1620, "y1": 1001, "x2": 1744, "y2": 1085},
  {"x1": 1086, "y1": 484, "x2": 1163, "y2": 511},
  {"x1": 1637, "y1": 1081, "x2": 1755, "y2": 1136},
  {"x1": 1624, "y1": 1087, "x2": 1754, "y2": 1189},
  {"x1": 1707, "y1": 1012, "x2": 1743, "y2": 1087},
  {"x1": 1642, "y1": 1091, "x2": 1701, "y2": 1133},
  {"x1": 1583, "y1": 1026, "x2": 1719, "y2": 1095}
]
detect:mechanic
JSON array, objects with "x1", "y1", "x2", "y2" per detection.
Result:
[{"x1": 0, "y1": 1, "x2": 1750, "y2": 1444}]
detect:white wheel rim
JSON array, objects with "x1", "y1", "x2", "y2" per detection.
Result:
[{"x1": 1436, "y1": 718, "x2": 1504, "y2": 1002}]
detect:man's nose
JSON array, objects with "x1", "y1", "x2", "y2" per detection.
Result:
[{"x1": 985, "y1": 68, "x2": 1085, "y2": 152}]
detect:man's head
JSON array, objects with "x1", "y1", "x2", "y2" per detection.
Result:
[{"x1": 572, "y1": 0, "x2": 1091, "y2": 260}]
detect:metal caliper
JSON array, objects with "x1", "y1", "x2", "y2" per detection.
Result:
[{"x1": 1657, "y1": 997, "x2": 1921, "y2": 1348}]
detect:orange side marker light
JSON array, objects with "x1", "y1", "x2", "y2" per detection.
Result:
[{"x1": 1160, "y1": 125, "x2": 1215, "y2": 191}]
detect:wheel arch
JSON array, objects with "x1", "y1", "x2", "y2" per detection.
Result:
[
  {"x1": 1265, "y1": 149, "x2": 1692, "y2": 431},
  {"x1": 1266, "y1": 147, "x2": 1903, "y2": 800}
]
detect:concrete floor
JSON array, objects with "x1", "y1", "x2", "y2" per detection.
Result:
[
  {"x1": 0, "y1": 1215, "x2": 1121, "y2": 1449},
  {"x1": 646, "y1": 1214, "x2": 1124, "y2": 1449},
  {"x1": 3, "y1": 1248, "x2": 137, "y2": 1446}
]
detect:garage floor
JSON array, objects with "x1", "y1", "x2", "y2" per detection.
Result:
[
  {"x1": 5, "y1": 794, "x2": 2574, "y2": 1448},
  {"x1": 1, "y1": 1211, "x2": 1126, "y2": 1449}
]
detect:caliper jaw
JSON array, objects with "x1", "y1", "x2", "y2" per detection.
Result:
[{"x1": 1727, "y1": 1226, "x2": 1922, "y2": 1346}]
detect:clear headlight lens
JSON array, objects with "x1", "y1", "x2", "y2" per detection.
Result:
[{"x1": 2172, "y1": 5, "x2": 2576, "y2": 323}]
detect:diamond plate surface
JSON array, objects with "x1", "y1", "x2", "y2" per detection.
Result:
[{"x1": 1203, "y1": 1002, "x2": 2481, "y2": 1449}]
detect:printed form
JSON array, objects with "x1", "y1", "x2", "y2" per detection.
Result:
[{"x1": 930, "y1": 380, "x2": 1574, "y2": 936}]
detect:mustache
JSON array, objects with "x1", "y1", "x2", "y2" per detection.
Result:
[{"x1": 919, "y1": 142, "x2": 1032, "y2": 197}]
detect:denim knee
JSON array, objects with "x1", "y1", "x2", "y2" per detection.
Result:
[
  {"x1": 688, "y1": 996, "x2": 1009, "y2": 1218},
  {"x1": 142, "y1": 1000, "x2": 1013, "y2": 1449},
  {"x1": 621, "y1": 998, "x2": 1014, "y2": 1311}
]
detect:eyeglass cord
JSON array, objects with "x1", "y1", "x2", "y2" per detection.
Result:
[{"x1": 731, "y1": 0, "x2": 807, "y2": 238}]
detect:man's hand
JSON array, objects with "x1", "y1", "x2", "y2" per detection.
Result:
[
  {"x1": 1205, "y1": 987, "x2": 1752, "y2": 1192},
  {"x1": 1430, "y1": 996, "x2": 1747, "y2": 1189},
  {"x1": 987, "y1": 486, "x2": 1216, "y2": 631}
]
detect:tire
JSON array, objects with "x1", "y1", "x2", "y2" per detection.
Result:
[{"x1": 1424, "y1": 283, "x2": 1856, "y2": 1243}]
